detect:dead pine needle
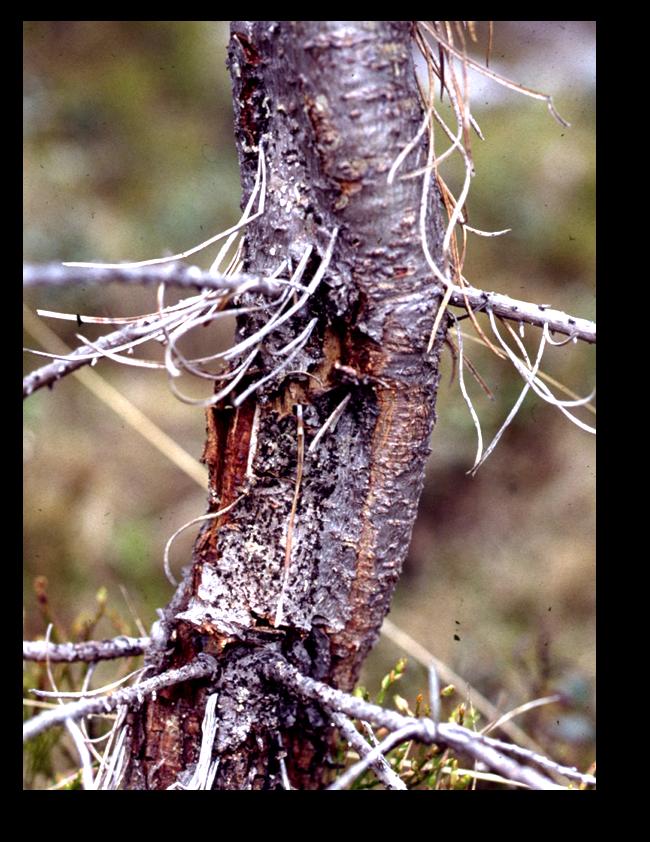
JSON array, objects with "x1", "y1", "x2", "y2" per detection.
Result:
[
  {"x1": 274, "y1": 404, "x2": 305, "y2": 628},
  {"x1": 163, "y1": 495, "x2": 246, "y2": 585}
]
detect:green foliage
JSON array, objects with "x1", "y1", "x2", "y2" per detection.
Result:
[
  {"x1": 376, "y1": 656, "x2": 407, "y2": 706},
  {"x1": 449, "y1": 700, "x2": 480, "y2": 732}
]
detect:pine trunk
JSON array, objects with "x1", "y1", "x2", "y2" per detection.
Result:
[{"x1": 123, "y1": 20, "x2": 447, "y2": 791}]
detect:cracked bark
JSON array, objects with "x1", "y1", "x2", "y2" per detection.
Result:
[{"x1": 122, "y1": 20, "x2": 447, "y2": 790}]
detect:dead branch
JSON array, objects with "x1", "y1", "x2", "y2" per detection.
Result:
[
  {"x1": 23, "y1": 262, "x2": 595, "y2": 344},
  {"x1": 448, "y1": 284, "x2": 595, "y2": 344},
  {"x1": 23, "y1": 654, "x2": 217, "y2": 743},
  {"x1": 23, "y1": 636, "x2": 150, "y2": 663},
  {"x1": 23, "y1": 262, "x2": 289, "y2": 297},
  {"x1": 23, "y1": 311, "x2": 181, "y2": 398},
  {"x1": 263, "y1": 657, "x2": 596, "y2": 791}
]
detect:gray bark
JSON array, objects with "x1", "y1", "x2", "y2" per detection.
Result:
[{"x1": 123, "y1": 20, "x2": 447, "y2": 790}]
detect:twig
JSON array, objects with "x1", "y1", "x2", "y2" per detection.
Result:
[
  {"x1": 179, "y1": 693, "x2": 221, "y2": 790},
  {"x1": 163, "y1": 495, "x2": 247, "y2": 585},
  {"x1": 482, "y1": 694, "x2": 562, "y2": 736},
  {"x1": 32, "y1": 666, "x2": 148, "y2": 699},
  {"x1": 232, "y1": 318, "x2": 318, "y2": 408},
  {"x1": 94, "y1": 707, "x2": 129, "y2": 791},
  {"x1": 331, "y1": 712, "x2": 407, "y2": 790},
  {"x1": 453, "y1": 314, "x2": 484, "y2": 470},
  {"x1": 488, "y1": 314, "x2": 596, "y2": 434},
  {"x1": 276, "y1": 733, "x2": 293, "y2": 790},
  {"x1": 457, "y1": 329, "x2": 595, "y2": 415},
  {"x1": 23, "y1": 654, "x2": 217, "y2": 743},
  {"x1": 328, "y1": 724, "x2": 420, "y2": 791},
  {"x1": 23, "y1": 636, "x2": 150, "y2": 663},
  {"x1": 23, "y1": 307, "x2": 210, "y2": 488},
  {"x1": 43, "y1": 623, "x2": 60, "y2": 711},
  {"x1": 57, "y1": 142, "x2": 266, "y2": 274},
  {"x1": 472, "y1": 731, "x2": 594, "y2": 786},
  {"x1": 307, "y1": 393, "x2": 351, "y2": 454},
  {"x1": 428, "y1": 661, "x2": 441, "y2": 726},
  {"x1": 468, "y1": 310, "x2": 548, "y2": 475},
  {"x1": 22, "y1": 252, "x2": 316, "y2": 400},
  {"x1": 418, "y1": 21, "x2": 571, "y2": 127},
  {"x1": 440, "y1": 765, "x2": 531, "y2": 788}
]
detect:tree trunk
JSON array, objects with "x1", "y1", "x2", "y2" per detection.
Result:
[{"x1": 123, "y1": 20, "x2": 447, "y2": 791}]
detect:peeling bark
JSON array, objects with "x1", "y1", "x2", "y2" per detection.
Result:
[{"x1": 123, "y1": 20, "x2": 447, "y2": 790}]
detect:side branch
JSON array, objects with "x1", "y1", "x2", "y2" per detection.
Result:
[
  {"x1": 23, "y1": 262, "x2": 286, "y2": 297},
  {"x1": 23, "y1": 654, "x2": 217, "y2": 743},
  {"x1": 448, "y1": 284, "x2": 596, "y2": 344},
  {"x1": 23, "y1": 315, "x2": 168, "y2": 398},
  {"x1": 23, "y1": 636, "x2": 150, "y2": 663}
]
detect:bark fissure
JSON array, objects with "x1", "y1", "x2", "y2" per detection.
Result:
[{"x1": 123, "y1": 20, "x2": 447, "y2": 790}]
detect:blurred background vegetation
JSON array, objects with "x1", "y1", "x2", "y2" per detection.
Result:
[{"x1": 23, "y1": 21, "x2": 595, "y2": 786}]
